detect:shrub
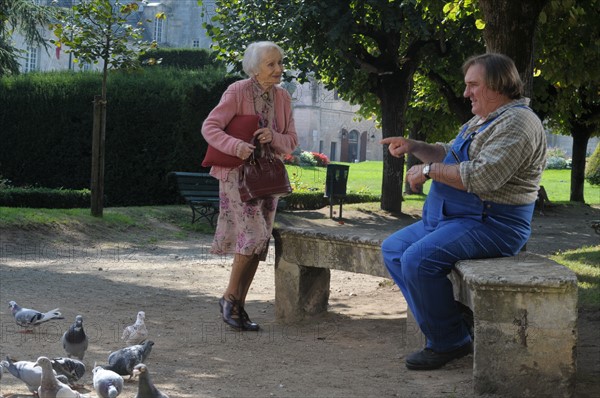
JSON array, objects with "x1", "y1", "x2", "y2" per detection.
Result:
[
  {"x1": 284, "y1": 149, "x2": 329, "y2": 167},
  {"x1": 546, "y1": 156, "x2": 568, "y2": 169},
  {"x1": 585, "y1": 144, "x2": 600, "y2": 185},
  {"x1": 545, "y1": 146, "x2": 569, "y2": 169},
  {"x1": 299, "y1": 151, "x2": 317, "y2": 166},
  {"x1": 0, "y1": 187, "x2": 90, "y2": 208},
  {"x1": 311, "y1": 152, "x2": 330, "y2": 167},
  {"x1": 282, "y1": 191, "x2": 380, "y2": 210},
  {"x1": 283, "y1": 153, "x2": 300, "y2": 165}
]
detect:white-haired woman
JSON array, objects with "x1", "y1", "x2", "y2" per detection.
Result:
[{"x1": 201, "y1": 41, "x2": 298, "y2": 331}]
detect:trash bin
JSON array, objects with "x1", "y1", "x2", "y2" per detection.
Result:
[{"x1": 324, "y1": 164, "x2": 349, "y2": 219}]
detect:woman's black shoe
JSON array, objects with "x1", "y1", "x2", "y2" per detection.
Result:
[
  {"x1": 219, "y1": 296, "x2": 242, "y2": 330},
  {"x1": 240, "y1": 307, "x2": 260, "y2": 331}
]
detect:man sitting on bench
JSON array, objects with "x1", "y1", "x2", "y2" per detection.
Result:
[{"x1": 380, "y1": 53, "x2": 547, "y2": 370}]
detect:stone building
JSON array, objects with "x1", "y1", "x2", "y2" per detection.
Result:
[{"x1": 12, "y1": 0, "x2": 383, "y2": 162}]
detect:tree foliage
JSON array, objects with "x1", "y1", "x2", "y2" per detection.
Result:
[
  {"x1": 0, "y1": 0, "x2": 55, "y2": 76},
  {"x1": 534, "y1": 0, "x2": 600, "y2": 202},
  {"x1": 50, "y1": 0, "x2": 157, "y2": 98},
  {"x1": 199, "y1": 0, "x2": 472, "y2": 212}
]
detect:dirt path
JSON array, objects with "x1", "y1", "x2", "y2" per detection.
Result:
[{"x1": 0, "y1": 203, "x2": 598, "y2": 397}]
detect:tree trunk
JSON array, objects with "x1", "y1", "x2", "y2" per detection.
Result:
[
  {"x1": 378, "y1": 65, "x2": 418, "y2": 214},
  {"x1": 478, "y1": 0, "x2": 548, "y2": 98},
  {"x1": 91, "y1": 96, "x2": 107, "y2": 217},
  {"x1": 570, "y1": 120, "x2": 593, "y2": 202}
]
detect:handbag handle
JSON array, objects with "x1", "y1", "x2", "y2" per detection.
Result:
[{"x1": 248, "y1": 136, "x2": 275, "y2": 163}]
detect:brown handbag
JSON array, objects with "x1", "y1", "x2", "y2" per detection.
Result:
[{"x1": 238, "y1": 140, "x2": 292, "y2": 202}]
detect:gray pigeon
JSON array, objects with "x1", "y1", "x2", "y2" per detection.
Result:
[
  {"x1": 121, "y1": 311, "x2": 148, "y2": 346},
  {"x1": 92, "y1": 365, "x2": 124, "y2": 398},
  {"x1": 51, "y1": 357, "x2": 86, "y2": 386},
  {"x1": 34, "y1": 356, "x2": 89, "y2": 398},
  {"x1": 104, "y1": 340, "x2": 154, "y2": 378},
  {"x1": 0, "y1": 356, "x2": 69, "y2": 394},
  {"x1": 133, "y1": 363, "x2": 169, "y2": 398},
  {"x1": 8, "y1": 300, "x2": 64, "y2": 332},
  {"x1": 62, "y1": 315, "x2": 88, "y2": 359}
]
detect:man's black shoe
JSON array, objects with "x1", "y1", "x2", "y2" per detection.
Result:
[{"x1": 405, "y1": 342, "x2": 473, "y2": 370}]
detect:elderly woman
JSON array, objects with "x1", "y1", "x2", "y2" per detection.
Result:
[{"x1": 201, "y1": 41, "x2": 298, "y2": 331}]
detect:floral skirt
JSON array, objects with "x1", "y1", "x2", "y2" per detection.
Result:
[{"x1": 210, "y1": 168, "x2": 278, "y2": 261}]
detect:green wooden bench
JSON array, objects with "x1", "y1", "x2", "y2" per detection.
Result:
[{"x1": 169, "y1": 172, "x2": 220, "y2": 227}]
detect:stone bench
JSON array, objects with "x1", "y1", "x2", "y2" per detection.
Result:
[{"x1": 272, "y1": 226, "x2": 578, "y2": 397}]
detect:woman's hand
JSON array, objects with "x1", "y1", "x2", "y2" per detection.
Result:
[
  {"x1": 236, "y1": 141, "x2": 256, "y2": 160},
  {"x1": 254, "y1": 128, "x2": 273, "y2": 144}
]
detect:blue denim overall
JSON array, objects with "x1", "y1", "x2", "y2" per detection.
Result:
[{"x1": 382, "y1": 115, "x2": 535, "y2": 352}]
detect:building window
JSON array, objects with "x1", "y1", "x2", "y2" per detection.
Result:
[
  {"x1": 154, "y1": 17, "x2": 164, "y2": 43},
  {"x1": 192, "y1": 39, "x2": 200, "y2": 48},
  {"x1": 311, "y1": 81, "x2": 319, "y2": 104},
  {"x1": 24, "y1": 45, "x2": 40, "y2": 73},
  {"x1": 330, "y1": 142, "x2": 337, "y2": 162}
]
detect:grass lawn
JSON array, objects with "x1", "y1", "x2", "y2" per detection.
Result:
[
  {"x1": 287, "y1": 161, "x2": 600, "y2": 205},
  {"x1": 551, "y1": 246, "x2": 600, "y2": 310}
]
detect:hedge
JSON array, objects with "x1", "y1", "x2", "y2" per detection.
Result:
[
  {"x1": 0, "y1": 67, "x2": 238, "y2": 206},
  {"x1": 0, "y1": 186, "x2": 380, "y2": 211},
  {"x1": 140, "y1": 48, "x2": 223, "y2": 70},
  {"x1": 0, "y1": 188, "x2": 90, "y2": 209}
]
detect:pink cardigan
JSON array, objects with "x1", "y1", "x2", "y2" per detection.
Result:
[{"x1": 201, "y1": 79, "x2": 298, "y2": 181}]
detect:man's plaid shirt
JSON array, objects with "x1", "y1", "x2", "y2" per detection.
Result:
[{"x1": 441, "y1": 98, "x2": 547, "y2": 205}]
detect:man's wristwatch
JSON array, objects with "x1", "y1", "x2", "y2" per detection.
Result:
[{"x1": 423, "y1": 162, "x2": 433, "y2": 180}]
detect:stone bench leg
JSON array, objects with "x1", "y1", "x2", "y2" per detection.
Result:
[
  {"x1": 408, "y1": 255, "x2": 577, "y2": 397},
  {"x1": 471, "y1": 281, "x2": 577, "y2": 397},
  {"x1": 274, "y1": 255, "x2": 331, "y2": 322}
]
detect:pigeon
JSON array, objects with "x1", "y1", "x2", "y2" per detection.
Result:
[
  {"x1": 8, "y1": 300, "x2": 64, "y2": 332},
  {"x1": 93, "y1": 366, "x2": 124, "y2": 398},
  {"x1": 121, "y1": 311, "x2": 148, "y2": 346},
  {"x1": 35, "y1": 356, "x2": 89, "y2": 398},
  {"x1": 133, "y1": 363, "x2": 169, "y2": 398},
  {"x1": 105, "y1": 340, "x2": 154, "y2": 378},
  {"x1": 51, "y1": 357, "x2": 86, "y2": 386},
  {"x1": 1, "y1": 356, "x2": 69, "y2": 394},
  {"x1": 62, "y1": 315, "x2": 88, "y2": 359}
]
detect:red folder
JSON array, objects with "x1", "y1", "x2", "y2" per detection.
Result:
[{"x1": 202, "y1": 114, "x2": 260, "y2": 168}]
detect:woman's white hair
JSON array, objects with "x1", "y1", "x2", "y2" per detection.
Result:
[{"x1": 242, "y1": 41, "x2": 284, "y2": 77}]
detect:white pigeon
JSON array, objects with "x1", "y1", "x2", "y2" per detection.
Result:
[
  {"x1": 35, "y1": 356, "x2": 89, "y2": 398},
  {"x1": 8, "y1": 300, "x2": 64, "y2": 332},
  {"x1": 1, "y1": 356, "x2": 68, "y2": 394},
  {"x1": 121, "y1": 311, "x2": 148, "y2": 346},
  {"x1": 93, "y1": 366, "x2": 124, "y2": 398},
  {"x1": 62, "y1": 315, "x2": 89, "y2": 359},
  {"x1": 133, "y1": 363, "x2": 169, "y2": 398}
]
